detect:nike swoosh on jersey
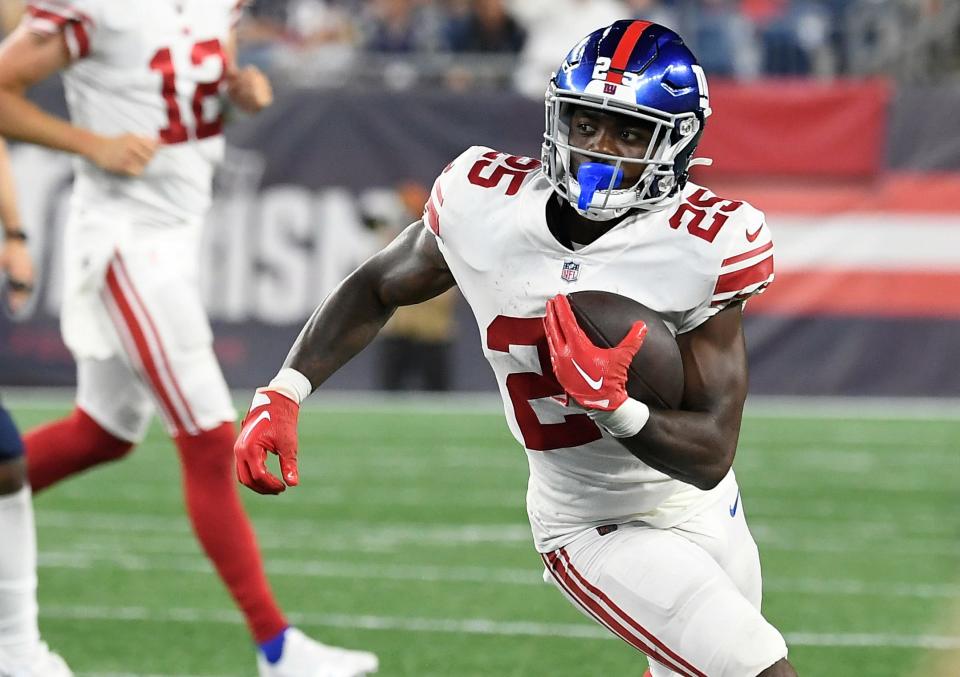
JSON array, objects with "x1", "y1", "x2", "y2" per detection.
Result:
[
  {"x1": 239, "y1": 410, "x2": 271, "y2": 447},
  {"x1": 729, "y1": 490, "x2": 740, "y2": 517},
  {"x1": 745, "y1": 224, "x2": 764, "y2": 242},
  {"x1": 572, "y1": 359, "x2": 603, "y2": 390}
]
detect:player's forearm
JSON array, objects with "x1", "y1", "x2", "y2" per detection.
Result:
[
  {"x1": 282, "y1": 266, "x2": 395, "y2": 392},
  {"x1": 0, "y1": 89, "x2": 99, "y2": 158},
  {"x1": 0, "y1": 137, "x2": 21, "y2": 230},
  {"x1": 617, "y1": 409, "x2": 740, "y2": 490}
]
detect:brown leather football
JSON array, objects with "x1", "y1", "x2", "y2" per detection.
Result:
[{"x1": 568, "y1": 291, "x2": 684, "y2": 409}]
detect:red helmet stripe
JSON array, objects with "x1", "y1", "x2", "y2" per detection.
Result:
[{"x1": 606, "y1": 20, "x2": 652, "y2": 85}]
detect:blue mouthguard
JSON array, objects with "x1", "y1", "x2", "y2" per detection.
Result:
[{"x1": 576, "y1": 163, "x2": 624, "y2": 211}]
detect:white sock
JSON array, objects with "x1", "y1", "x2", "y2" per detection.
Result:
[{"x1": 0, "y1": 486, "x2": 40, "y2": 662}]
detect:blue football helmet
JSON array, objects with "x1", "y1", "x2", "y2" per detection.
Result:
[{"x1": 542, "y1": 20, "x2": 712, "y2": 220}]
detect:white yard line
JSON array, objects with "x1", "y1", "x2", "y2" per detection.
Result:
[
  {"x1": 38, "y1": 550, "x2": 960, "y2": 598},
  {"x1": 36, "y1": 510, "x2": 960, "y2": 555},
  {"x1": 743, "y1": 396, "x2": 960, "y2": 421},
  {"x1": 76, "y1": 673, "x2": 233, "y2": 677},
  {"x1": 6, "y1": 388, "x2": 960, "y2": 420},
  {"x1": 40, "y1": 605, "x2": 960, "y2": 649},
  {"x1": 35, "y1": 510, "x2": 534, "y2": 543}
]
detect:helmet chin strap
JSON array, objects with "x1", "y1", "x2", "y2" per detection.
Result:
[{"x1": 575, "y1": 163, "x2": 624, "y2": 211}]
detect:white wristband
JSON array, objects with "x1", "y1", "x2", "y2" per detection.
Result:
[
  {"x1": 267, "y1": 368, "x2": 313, "y2": 405},
  {"x1": 587, "y1": 398, "x2": 650, "y2": 438}
]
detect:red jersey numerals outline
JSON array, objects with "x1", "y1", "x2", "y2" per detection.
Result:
[
  {"x1": 487, "y1": 315, "x2": 602, "y2": 452},
  {"x1": 149, "y1": 39, "x2": 227, "y2": 144},
  {"x1": 467, "y1": 152, "x2": 541, "y2": 195},
  {"x1": 668, "y1": 188, "x2": 744, "y2": 244}
]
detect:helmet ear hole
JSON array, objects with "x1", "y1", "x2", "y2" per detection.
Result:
[{"x1": 671, "y1": 111, "x2": 707, "y2": 192}]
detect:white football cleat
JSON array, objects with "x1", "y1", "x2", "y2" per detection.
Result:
[
  {"x1": 0, "y1": 642, "x2": 73, "y2": 677},
  {"x1": 257, "y1": 628, "x2": 378, "y2": 677}
]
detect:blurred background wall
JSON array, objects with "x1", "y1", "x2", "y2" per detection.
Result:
[{"x1": 1, "y1": 0, "x2": 959, "y2": 396}]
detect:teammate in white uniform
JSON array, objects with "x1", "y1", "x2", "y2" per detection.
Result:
[
  {"x1": 0, "y1": 136, "x2": 71, "y2": 676},
  {"x1": 235, "y1": 20, "x2": 797, "y2": 677},
  {"x1": 0, "y1": 2, "x2": 377, "y2": 675}
]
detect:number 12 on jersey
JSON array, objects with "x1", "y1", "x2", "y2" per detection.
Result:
[{"x1": 149, "y1": 39, "x2": 226, "y2": 144}]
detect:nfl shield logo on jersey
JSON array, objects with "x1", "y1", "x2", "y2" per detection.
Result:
[{"x1": 561, "y1": 260, "x2": 580, "y2": 282}]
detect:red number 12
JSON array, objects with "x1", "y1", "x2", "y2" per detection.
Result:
[{"x1": 149, "y1": 39, "x2": 226, "y2": 144}]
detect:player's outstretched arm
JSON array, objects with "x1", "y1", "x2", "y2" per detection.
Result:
[
  {"x1": 0, "y1": 27, "x2": 157, "y2": 175},
  {"x1": 286, "y1": 222, "x2": 455, "y2": 385},
  {"x1": 235, "y1": 221, "x2": 455, "y2": 494}
]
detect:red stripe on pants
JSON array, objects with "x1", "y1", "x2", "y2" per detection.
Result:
[
  {"x1": 113, "y1": 255, "x2": 202, "y2": 433},
  {"x1": 544, "y1": 550, "x2": 704, "y2": 677},
  {"x1": 556, "y1": 549, "x2": 706, "y2": 676},
  {"x1": 104, "y1": 259, "x2": 197, "y2": 435}
]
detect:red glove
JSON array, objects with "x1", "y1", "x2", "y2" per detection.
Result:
[
  {"x1": 543, "y1": 294, "x2": 647, "y2": 411},
  {"x1": 234, "y1": 388, "x2": 300, "y2": 495}
]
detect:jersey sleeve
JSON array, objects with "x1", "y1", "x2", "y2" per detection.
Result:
[
  {"x1": 678, "y1": 203, "x2": 774, "y2": 333},
  {"x1": 711, "y1": 211, "x2": 774, "y2": 310},
  {"x1": 421, "y1": 145, "x2": 490, "y2": 242},
  {"x1": 24, "y1": 0, "x2": 98, "y2": 61}
]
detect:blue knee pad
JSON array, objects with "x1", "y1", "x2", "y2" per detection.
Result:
[{"x1": 0, "y1": 405, "x2": 25, "y2": 461}]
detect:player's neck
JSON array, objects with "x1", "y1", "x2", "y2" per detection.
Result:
[{"x1": 547, "y1": 197, "x2": 629, "y2": 249}]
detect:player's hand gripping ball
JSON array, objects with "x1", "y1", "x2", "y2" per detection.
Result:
[
  {"x1": 234, "y1": 389, "x2": 300, "y2": 494},
  {"x1": 543, "y1": 294, "x2": 647, "y2": 411}
]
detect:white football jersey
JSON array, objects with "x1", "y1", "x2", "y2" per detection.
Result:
[
  {"x1": 26, "y1": 0, "x2": 245, "y2": 225},
  {"x1": 425, "y1": 146, "x2": 774, "y2": 552}
]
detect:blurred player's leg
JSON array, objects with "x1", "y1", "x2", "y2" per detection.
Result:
[
  {"x1": 23, "y1": 210, "x2": 146, "y2": 490},
  {"x1": 23, "y1": 360, "x2": 142, "y2": 489},
  {"x1": 256, "y1": 627, "x2": 379, "y2": 677},
  {"x1": 97, "y1": 249, "x2": 290, "y2": 641},
  {"x1": 617, "y1": 477, "x2": 774, "y2": 677},
  {"x1": 668, "y1": 477, "x2": 764, "y2": 610},
  {"x1": 102, "y1": 246, "x2": 378, "y2": 672},
  {"x1": 174, "y1": 420, "x2": 288, "y2": 641},
  {"x1": 0, "y1": 405, "x2": 72, "y2": 676},
  {"x1": 542, "y1": 518, "x2": 787, "y2": 677}
]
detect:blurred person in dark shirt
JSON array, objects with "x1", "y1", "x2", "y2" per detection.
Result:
[
  {"x1": 446, "y1": 0, "x2": 526, "y2": 53},
  {"x1": 754, "y1": 0, "x2": 829, "y2": 75},
  {"x1": 690, "y1": 0, "x2": 747, "y2": 77},
  {"x1": 362, "y1": 0, "x2": 441, "y2": 53}
]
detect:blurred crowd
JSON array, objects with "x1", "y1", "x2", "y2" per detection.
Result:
[
  {"x1": 0, "y1": 0, "x2": 955, "y2": 90},
  {"x1": 232, "y1": 0, "x2": 959, "y2": 91}
]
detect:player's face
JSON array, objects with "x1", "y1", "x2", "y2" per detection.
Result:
[{"x1": 567, "y1": 108, "x2": 656, "y2": 186}]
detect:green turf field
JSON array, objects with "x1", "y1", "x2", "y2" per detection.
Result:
[{"x1": 8, "y1": 398, "x2": 960, "y2": 677}]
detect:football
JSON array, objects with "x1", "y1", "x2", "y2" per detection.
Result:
[{"x1": 567, "y1": 291, "x2": 684, "y2": 409}]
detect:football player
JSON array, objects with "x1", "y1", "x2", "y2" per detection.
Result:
[
  {"x1": 0, "y1": 137, "x2": 71, "y2": 676},
  {"x1": 0, "y1": 2, "x2": 377, "y2": 675},
  {"x1": 235, "y1": 20, "x2": 796, "y2": 677}
]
